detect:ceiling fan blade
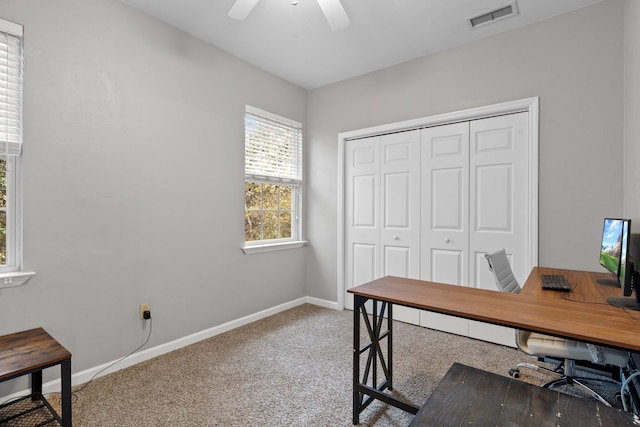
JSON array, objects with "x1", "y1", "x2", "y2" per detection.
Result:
[
  {"x1": 316, "y1": 0, "x2": 350, "y2": 31},
  {"x1": 228, "y1": 0, "x2": 260, "y2": 20}
]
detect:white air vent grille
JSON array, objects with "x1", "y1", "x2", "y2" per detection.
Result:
[{"x1": 469, "y1": 2, "x2": 518, "y2": 29}]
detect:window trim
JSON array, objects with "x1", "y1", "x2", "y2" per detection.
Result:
[
  {"x1": 0, "y1": 18, "x2": 34, "y2": 286},
  {"x1": 242, "y1": 240, "x2": 307, "y2": 255},
  {"x1": 0, "y1": 155, "x2": 34, "y2": 287},
  {"x1": 243, "y1": 106, "x2": 305, "y2": 253}
]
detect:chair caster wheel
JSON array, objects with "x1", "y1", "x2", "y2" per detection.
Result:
[{"x1": 509, "y1": 369, "x2": 520, "y2": 378}]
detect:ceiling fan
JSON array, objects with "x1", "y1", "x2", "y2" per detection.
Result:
[{"x1": 228, "y1": 0, "x2": 350, "y2": 31}]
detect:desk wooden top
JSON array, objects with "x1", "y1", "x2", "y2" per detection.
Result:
[
  {"x1": 0, "y1": 327, "x2": 71, "y2": 381},
  {"x1": 348, "y1": 270, "x2": 640, "y2": 352},
  {"x1": 522, "y1": 267, "x2": 625, "y2": 301}
]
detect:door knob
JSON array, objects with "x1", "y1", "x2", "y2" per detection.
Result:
[
  {"x1": 394, "y1": 235, "x2": 399, "y2": 240},
  {"x1": 445, "y1": 238, "x2": 451, "y2": 243}
]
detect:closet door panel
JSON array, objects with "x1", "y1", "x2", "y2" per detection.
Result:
[
  {"x1": 421, "y1": 122, "x2": 470, "y2": 285},
  {"x1": 345, "y1": 137, "x2": 380, "y2": 310},
  {"x1": 381, "y1": 130, "x2": 421, "y2": 324},
  {"x1": 469, "y1": 112, "x2": 529, "y2": 290},
  {"x1": 430, "y1": 249, "x2": 464, "y2": 285},
  {"x1": 475, "y1": 164, "x2": 512, "y2": 231},
  {"x1": 467, "y1": 113, "x2": 528, "y2": 349},
  {"x1": 420, "y1": 123, "x2": 469, "y2": 335}
]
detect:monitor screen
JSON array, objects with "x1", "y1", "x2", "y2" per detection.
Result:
[{"x1": 597, "y1": 218, "x2": 625, "y2": 286}]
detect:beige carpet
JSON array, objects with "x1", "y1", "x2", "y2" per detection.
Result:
[{"x1": 56, "y1": 304, "x2": 619, "y2": 426}]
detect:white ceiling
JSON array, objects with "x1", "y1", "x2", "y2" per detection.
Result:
[{"x1": 122, "y1": 0, "x2": 602, "y2": 90}]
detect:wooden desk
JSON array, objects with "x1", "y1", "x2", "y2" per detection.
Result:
[
  {"x1": 348, "y1": 268, "x2": 640, "y2": 423},
  {"x1": 0, "y1": 328, "x2": 72, "y2": 427}
]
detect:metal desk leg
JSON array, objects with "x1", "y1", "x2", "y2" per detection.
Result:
[
  {"x1": 353, "y1": 296, "x2": 362, "y2": 425},
  {"x1": 352, "y1": 296, "x2": 417, "y2": 424},
  {"x1": 61, "y1": 358, "x2": 72, "y2": 427}
]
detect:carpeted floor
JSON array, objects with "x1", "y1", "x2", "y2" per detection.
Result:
[{"x1": 55, "y1": 304, "x2": 622, "y2": 426}]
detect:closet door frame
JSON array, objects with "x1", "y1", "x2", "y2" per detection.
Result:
[{"x1": 338, "y1": 97, "x2": 539, "y2": 310}]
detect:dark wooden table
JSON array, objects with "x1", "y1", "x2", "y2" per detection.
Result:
[
  {"x1": 348, "y1": 268, "x2": 640, "y2": 423},
  {"x1": 0, "y1": 328, "x2": 71, "y2": 426},
  {"x1": 409, "y1": 363, "x2": 635, "y2": 426}
]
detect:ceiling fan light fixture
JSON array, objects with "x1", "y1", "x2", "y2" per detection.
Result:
[
  {"x1": 317, "y1": 0, "x2": 350, "y2": 31},
  {"x1": 228, "y1": 0, "x2": 349, "y2": 31},
  {"x1": 228, "y1": 0, "x2": 260, "y2": 20}
]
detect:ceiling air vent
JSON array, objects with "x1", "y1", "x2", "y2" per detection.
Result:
[{"x1": 469, "y1": 2, "x2": 518, "y2": 29}]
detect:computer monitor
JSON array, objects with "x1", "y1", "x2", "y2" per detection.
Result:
[
  {"x1": 597, "y1": 218, "x2": 626, "y2": 286},
  {"x1": 607, "y1": 221, "x2": 640, "y2": 310}
]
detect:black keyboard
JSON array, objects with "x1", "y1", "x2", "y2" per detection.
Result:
[{"x1": 541, "y1": 274, "x2": 571, "y2": 291}]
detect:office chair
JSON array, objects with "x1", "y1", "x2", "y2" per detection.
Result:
[{"x1": 484, "y1": 249, "x2": 629, "y2": 406}]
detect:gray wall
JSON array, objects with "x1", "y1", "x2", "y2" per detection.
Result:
[
  {"x1": 0, "y1": 0, "x2": 307, "y2": 392},
  {"x1": 306, "y1": 0, "x2": 625, "y2": 301},
  {"x1": 625, "y1": 0, "x2": 640, "y2": 223}
]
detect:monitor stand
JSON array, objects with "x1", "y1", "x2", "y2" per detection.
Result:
[
  {"x1": 597, "y1": 278, "x2": 619, "y2": 287},
  {"x1": 607, "y1": 270, "x2": 640, "y2": 311},
  {"x1": 607, "y1": 296, "x2": 640, "y2": 311}
]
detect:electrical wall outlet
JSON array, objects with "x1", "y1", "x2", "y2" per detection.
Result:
[{"x1": 139, "y1": 303, "x2": 151, "y2": 320}]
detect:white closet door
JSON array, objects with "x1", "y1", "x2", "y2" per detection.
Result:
[
  {"x1": 468, "y1": 112, "x2": 528, "y2": 347},
  {"x1": 344, "y1": 136, "x2": 380, "y2": 310},
  {"x1": 469, "y1": 112, "x2": 529, "y2": 288},
  {"x1": 344, "y1": 131, "x2": 420, "y2": 317},
  {"x1": 380, "y1": 130, "x2": 421, "y2": 324},
  {"x1": 344, "y1": 111, "x2": 531, "y2": 347},
  {"x1": 419, "y1": 122, "x2": 470, "y2": 335}
]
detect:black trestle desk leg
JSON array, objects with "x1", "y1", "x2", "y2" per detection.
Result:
[
  {"x1": 353, "y1": 297, "x2": 405, "y2": 424},
  {"x1": 388, "y1": 303, "x2": 393, "y2": 390},
  {"x1": 353, "y1": 295, "x2": 364, "y2": 425}
]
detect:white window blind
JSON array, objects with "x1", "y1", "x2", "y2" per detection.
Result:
[
  {"x1": 0, "y1": 18, "x2": 23, "y2": 156},
  {"x1": 244, "y1": 106, "x2": 302, "y2": 184}
]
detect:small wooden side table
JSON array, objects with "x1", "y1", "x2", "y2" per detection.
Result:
[
  {"x1": 409, "y1": 363, "x2": 635, "y2": 426},
  {"x1": 0, "y1": 328, "x2": 71, "y2": 426}
]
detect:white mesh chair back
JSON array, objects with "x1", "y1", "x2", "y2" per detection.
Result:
[{"x1": 485, "y1": 249, "x2": 521, "y2": 294}]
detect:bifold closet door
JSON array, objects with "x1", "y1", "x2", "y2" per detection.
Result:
[
  {"x1": 469, "y1": 112, "x2": 529, "y2": 289},
  {"x1": 344, "y1": 130, "x2": 420, "y2": 316},
  {"x1": 419, "y1": 122, "x2": 471, "y2": 336},
  {"x1": 467, "y1": 112, "x2": 528, "y2": 347},
  {"x1": 344, "y1": 136, "x2": 380, "y2": 311},
  {"x1": 344, "y1": 112, "x2": 530, "y2": 348},
  {"x1": 419, "y1": 112, "x2": 528, "y2": 347},
  {"x1": 379, "y1": 130, "x2": 421, "y2": 324}
]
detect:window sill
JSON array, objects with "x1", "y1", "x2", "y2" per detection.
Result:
[
  {"x1": 242, "y1": 240, "x2": 307, "y2": 254},
  {"x1": 0, "y1": 271, "x2": 36, "y2": 288}
]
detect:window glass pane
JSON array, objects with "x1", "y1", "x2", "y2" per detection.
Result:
[
  {"x1": 244, "y1": 182, "x2": 262, "y2": 211},
  {"x1": 262, "y1": 212, "x2": 279, "y2": 240},
  {"x1": 279, "y1": 186, "x2": 291, "y2": 210},
  {"x1": 262, "y1": 184, "x2": 279, "y2": 210},
  {"x1": 0, "y1": 159, "x2": 5, "y2": 208},
  {"x1": 0, "y1": 211, "x2": 6, "y2": 266},
  {"x1": 245, "y1": 211, "x2": 262, "y2": 242},
  {"x1": 279, "y1": 212, "x2": 292, "y2": 238}
]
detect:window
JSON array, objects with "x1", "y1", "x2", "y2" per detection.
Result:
[
  {"x1": 243, "y1": 106, "x2": 304, "y2": 253},
  {"x1": 0, "y1": 18, "x2": 30, "y2": 285}
]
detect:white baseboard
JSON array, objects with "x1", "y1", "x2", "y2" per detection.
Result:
[
  {"x1": 305, "y1": 296, "x2": 341, "y2": 310},
  {"x1": 1, "y1": 296, "x2": 339, "y2": 401}
]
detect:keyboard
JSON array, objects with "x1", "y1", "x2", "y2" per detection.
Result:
[{"x1": 541, "y1": 274, "x2": 571, "y2": 291}]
